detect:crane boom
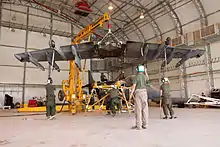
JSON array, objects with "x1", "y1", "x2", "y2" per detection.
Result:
[
  {"x1": 73, "y1": 13, "x2": 109, "y2": 44},
  {"x1": 62, "y1": 13, "x2": 110, "y2": 114}
]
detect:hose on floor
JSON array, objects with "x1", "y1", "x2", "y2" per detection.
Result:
[{"x1": 57, "y1": 100, "x2": 66, "y2": 113}]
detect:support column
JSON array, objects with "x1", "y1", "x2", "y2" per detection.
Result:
[
  {"x1": 192, "y1": 0, "x2": 214, "y2": 91},
  {"x1": 158, "y1": 60, "x2": 164, "y2": 87},
  {"x1": 71, "y1": 24, "x2": 74, "y2": 42},
  {"x1": 204, "y1": 44, "x2": 214, "y2": 90},
  {"x1": 179, "y1": 64, "x2": 188, "y2": 99},
  {"x1": 158, "y1": 63, "x2": 162, "y2": 87},
  {"x1": 0, "y1": 0, "x2": 2, "y2": 40},
  {"x1": 22, "y1": 7, "x2": 29, "y2": 106},
  {"x1": 183, "y1": 64, "x2": 188, "y2": 98},
  {"x1": 48, "y1": 13, "x2": 53, "y2": 78}
]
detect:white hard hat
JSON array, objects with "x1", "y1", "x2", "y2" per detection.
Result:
[
  {"x1": 162, "y1": 77, "x2": 169, "y2": 83},
  {"x1": 164, "y1": 78, "x2": 169, "y2": 82}
]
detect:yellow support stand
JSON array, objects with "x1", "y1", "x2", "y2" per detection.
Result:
[{"x1": 85, "y1": 83, "x2": 134, "y2": 113}]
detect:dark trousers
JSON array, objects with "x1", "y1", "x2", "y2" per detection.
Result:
[
  {"x1": 110, "y1": 97, "x2": 121, "y2": 114},
  {"x1": 106, "y1": 96, "x2": 111, "y2": 109},
  {"x1": 46, "y1": 103, "x2": 56, "y2": 117},
  {"x1": 162, "y1": 98, "x2": 174, "y2": 117}
]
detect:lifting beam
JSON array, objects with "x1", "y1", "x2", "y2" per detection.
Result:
[{"x1": 62, "y1": 13, "x2": 110, "y2": 114}]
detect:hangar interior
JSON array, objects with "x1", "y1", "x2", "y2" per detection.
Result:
[
  {"x1": 1, "y1": 0, "x2": 220, "y2": 105},
  {"x1": 1, "y1": 0, "x2": 220, "y2": 146}
]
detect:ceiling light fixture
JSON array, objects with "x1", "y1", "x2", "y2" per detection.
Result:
[
  {"x1": 108, "y1": 2, "x2": 113, "y2": 10},
  {"x1": 140, "y1": 12, "x2": 144, "y2": 19}
]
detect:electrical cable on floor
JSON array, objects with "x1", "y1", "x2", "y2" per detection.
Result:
[{"x1": 57, "y1": 100, "x2": 66, "y2": 113}]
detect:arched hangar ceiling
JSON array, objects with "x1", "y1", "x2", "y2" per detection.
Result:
[{"x1": 2, "y1": 0, "x2": 220, "y2": 42}]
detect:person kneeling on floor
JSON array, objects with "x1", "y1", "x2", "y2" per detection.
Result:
[
  {"x1": 45, "y1": 77, "x2": 56, "y2": 120},
  {"x1": 109, "y1": 87, "x2": 122, "y2": 117},
  {"x1": 160, "y1": 77, "x2": 177, "y2": 119}
]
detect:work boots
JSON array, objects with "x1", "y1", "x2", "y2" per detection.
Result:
[
  {"x1": 162, "y1": 116, "x2": 177, "y2": 119},
  {"x1": 47, "y1": 115, "x2": 56, "y2": 120},
  {"x1": 131, "y1": 126, "x2": 142, "y2": 130},
  {"x1": 169, "y1": 116, "x2": 177, "y2": 119},
  {"x1": 162, "y1": 116, "x2": 168, "y2": 119},
  {"x1": 131, "y1": 125, "x2": 147, "y2": 130}
]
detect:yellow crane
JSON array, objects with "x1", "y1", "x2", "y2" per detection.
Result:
[{"x1": 62, "y1": 13, "x2": 110, "y2": 114}]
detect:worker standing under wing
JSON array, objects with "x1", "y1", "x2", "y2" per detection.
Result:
[
  {"x1": 160, "y1": 77, "x2": 177, "y2": 119},
  {"x1": 129, "y1": 65, "x2": 149, "y2": 130},
  {"x1": 109, "y1": 87, "x2": 122, "y2": 117},
  {"x1": 45, "y1": 77, "x2": 56, "y2": 120}
]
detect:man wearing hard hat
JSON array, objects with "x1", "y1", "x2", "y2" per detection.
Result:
[
  {"x1": 129, "y1": 65, "x2": 149, "y2": 130},
  {"x1": 160, "y1": 77, "x2": 177, "y2": 119}
]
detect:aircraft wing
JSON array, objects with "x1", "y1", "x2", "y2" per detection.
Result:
[
  {"x1": 14, "y1": 45, "x2": 78, "y2": 71},
  {"x1": 111, "y1": 41, "x2": 205, "y2": 69},
  {"x1": 14, "y1": 42, "x2": 98, "y2": 71},
  {"x1": 14, "y1": 40, "x2": 205, "y2": 72}
]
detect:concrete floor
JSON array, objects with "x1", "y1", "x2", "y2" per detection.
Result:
[{"x1": 0, "y1": 107, "x2": 220, "y2": 147}]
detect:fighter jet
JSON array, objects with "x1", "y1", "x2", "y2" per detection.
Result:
[{"x1": 14, "y1": 37, "x2": 205, "y2": 72}]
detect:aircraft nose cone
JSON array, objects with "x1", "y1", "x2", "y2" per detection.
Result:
[{"x1": 14, "y1": 54, "x2": 22, "y2": 61}]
